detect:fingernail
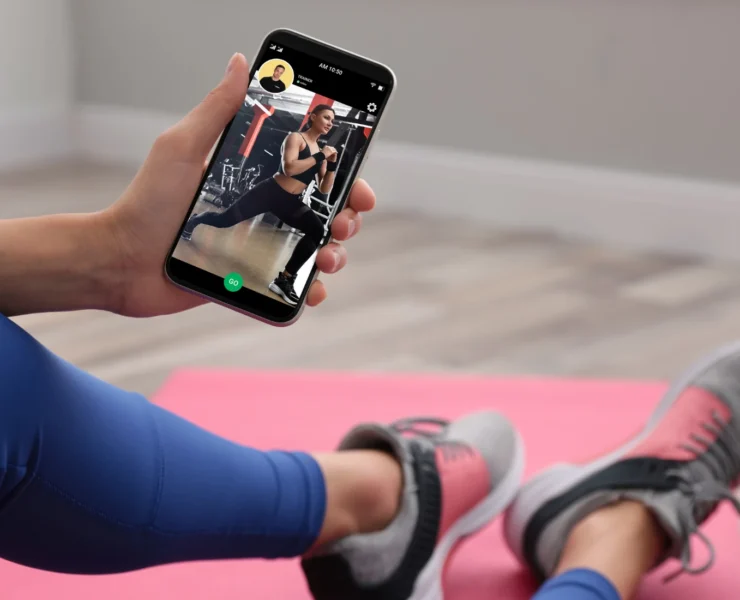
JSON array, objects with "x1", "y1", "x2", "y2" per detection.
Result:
[
  {"x1": 332, "y1": 250, "x2": 342, "y2": 271},
  {"x1": 226, "y1": 53, "x2": 239, "y2": 75},
  {"x1": 347, "y1": 219, "x2": 356, "y2": 237}
]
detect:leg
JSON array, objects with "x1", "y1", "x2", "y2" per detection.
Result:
[
  {"x1": 0, "y1": 315, "x2": 326, "y2": 572},
  {"x1": 281, "y1": 205, "x2": 324, "y2": 276},
  {"x1": 0, "y1": 315, "x2": 402, "y2": 572},
  {"x1": 0, "y1": 315, "x2": 525, "y2": 599},
  {"x1": 531, "y1": 502, "x2": 664, "y2": 600},
  {"x1": 181, "y1": 178, "x2": 275, "y2": 238},
  {"x1": 268, "y1": 203, "x2": 324, "y2": 305},
  {"x1": 505, "y1": 341, "x2": 740, "y2": 600},
  {"x1": 531, "y1": 571, "x2": 620, "y2": 600}
]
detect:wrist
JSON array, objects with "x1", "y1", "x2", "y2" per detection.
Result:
[
  {"x1": 83, "y1": 211, "x2": 127, "y2": 312},
  {"x1": 47, "y1": 212, "x2": 121, "y2": 312},
  {"x1": 0, "y1": 212, "x2": 120, "y2": 316},
  {"x1": 312, "y1": 151, "x2": 326, "y2": 165}
]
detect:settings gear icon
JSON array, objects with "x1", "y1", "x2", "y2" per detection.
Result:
[{"x1": 367, "y1": 102, "x2": 377, "y2": 113}]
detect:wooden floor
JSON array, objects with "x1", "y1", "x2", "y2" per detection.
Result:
[{"x1": 4, "y1": 163, "x2": 740, "y2": 397}]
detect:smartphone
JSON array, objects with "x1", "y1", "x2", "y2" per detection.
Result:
[{"x1": 165, "y1": 28, "x2": 396, "y2": 326}]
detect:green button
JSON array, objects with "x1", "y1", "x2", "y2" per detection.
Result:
[{"x1": 224, "y1": 272, "x2": 243, "y2": 292}]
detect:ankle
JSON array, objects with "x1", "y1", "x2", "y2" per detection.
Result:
[
  {"x1": 349, "y1": 453, "x2": 403, "y2": 533},
  {"x1": 554, "y1": 501, "x2": 666, "y2": 599},
  {"x1": 574, "y1": 501, "x2": 664, "y2": 545},
  {"x1": 311, "y1": 450, "x2": 403, "y2": 547}
]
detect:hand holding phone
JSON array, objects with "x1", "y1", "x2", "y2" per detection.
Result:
[
  {"x1": 165, "y1": 29, "x2": 395, "y2": 326},
  {"x1": 91, "y1": 50, "x2": 376, "y2": 321}
]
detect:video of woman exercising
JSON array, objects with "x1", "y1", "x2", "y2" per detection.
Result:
[{"x1": 172, "y1": 70, "x2": 376, "y2": 306}]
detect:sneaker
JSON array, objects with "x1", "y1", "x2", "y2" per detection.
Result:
[
  {"x1": 504, "y1": 341, "x2": 740, "y2": 582},
  {"x1": 269, "y1": 272, "x2": 299, "y2": 306},
  {"x1": 301, "y1": 412, "x2": 525, "y2": 599}
]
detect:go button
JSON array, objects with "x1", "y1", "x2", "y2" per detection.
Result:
[{"x1": 224, "y1": 272, "x2": 243, "y2": 292}]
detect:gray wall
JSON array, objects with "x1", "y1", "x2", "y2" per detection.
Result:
[
  {"x1": 0, "y1": 0, "x2": 72, "y2": 171},
  {"x1": 0, "y1": 0, "x2": 72, "y2": 110},
  {"x1": 71, "y1": 0, "x2": 740, "y2": 183}
]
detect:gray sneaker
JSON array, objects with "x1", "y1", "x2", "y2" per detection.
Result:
[
  {"x1": 301, "y1": 412, "x2": 525, "y2": 599},
  {"x1": 504, "y1": 341, "x2": 740, "y2": 582}
]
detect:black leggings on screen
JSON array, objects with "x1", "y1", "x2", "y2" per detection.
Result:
[{"x1": 194, "y1": 178, "x2": 325, "y2": 275}]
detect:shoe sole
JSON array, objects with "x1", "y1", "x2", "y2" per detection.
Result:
[
  {"x1": 410, "y1": 429, "x2": 526, "y2": 600},
  {"x1": 503, "y1": 338, "x2": 740, "y2": 563},
  {"x1": 268, "y1": 282, "x2": 298, "y2": 306}
]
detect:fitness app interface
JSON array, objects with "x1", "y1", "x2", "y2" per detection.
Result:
[{"x1": 172, "y1": 42, "x2": 388, "y2": 307}]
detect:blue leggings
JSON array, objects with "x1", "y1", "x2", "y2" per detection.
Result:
[
  {"x1": 0, "y1": 315, "x2": 327, "y2": 574},
  {"x1": 532, "y1": 569, "x2": 620, "y2": 600}
]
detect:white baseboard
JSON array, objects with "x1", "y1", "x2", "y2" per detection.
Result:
[
  {"x1": 361, "y1": 142, "x2": 740, "y2": 260},
  {"x1": 74, "y1": 104, "x2": 740, "y2": 261},
  {"x1": 0, "y1": 108, "x2": 73, "y2": 172}
]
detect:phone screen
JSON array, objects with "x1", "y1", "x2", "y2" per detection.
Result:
[{"x1": 167, "y1": 30, "x2": 394, "y2": 323}]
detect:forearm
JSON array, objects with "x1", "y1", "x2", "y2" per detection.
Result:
[
  {"x1": 0, "y1": 213, "x2": 116, "y2": 317},
  {"x1": 319, "y1": 171, "x2": 336, "y2": 195}
]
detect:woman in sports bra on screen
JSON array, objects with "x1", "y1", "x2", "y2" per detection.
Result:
[{"x1": 181, "y1": 104, "x2": 339, "y2": 305}]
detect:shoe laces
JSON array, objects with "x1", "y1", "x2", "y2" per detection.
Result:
[
  {"x1": 663, "y1": 409, "x2": 740, "y2": 582},
  {"x1": 390, "y1": 417, "x2": 449, "y2": 439},
  {"x1": 390, "y1": 417, "x2": 473, "y2": 460}
]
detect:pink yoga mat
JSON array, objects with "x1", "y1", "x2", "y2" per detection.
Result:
[{"x1": 2, "y1": 370, "x2": 738, "y2": 599}]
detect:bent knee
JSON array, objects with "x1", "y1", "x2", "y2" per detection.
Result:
[{"x1": 305, "y1": 216, "x2": 325, "y2": 243}]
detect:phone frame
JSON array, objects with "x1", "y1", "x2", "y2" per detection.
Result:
[{"x1": 165, "y1": 28, "x2": 396, "y2": 326}]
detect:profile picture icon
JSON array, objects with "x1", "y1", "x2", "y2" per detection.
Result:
[{"x1": 257, "y1": 59, "x2": 294, "y2": 94}]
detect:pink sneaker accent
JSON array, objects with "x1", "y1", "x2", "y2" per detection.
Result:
[
  {"x1": 505, "y1": 342, "x2": 740, "y2": 583},
  {"x1": 435, "y1": 445, "x2": 491, "y2": 540},
  {"x1": 626, "y1": 386, "x2": 731, "y2": 461},
  {"x1": 303, "y1": 412, "x2": 524, "y2": 600}
]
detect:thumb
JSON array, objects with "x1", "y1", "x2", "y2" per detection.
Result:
[{"x1": 178, "y1": 53, "x2": 249, "y2": 157}]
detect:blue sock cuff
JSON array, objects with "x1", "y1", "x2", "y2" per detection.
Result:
[{"x1": 535, "y1": 569, "x2": 620, "y2": 600}]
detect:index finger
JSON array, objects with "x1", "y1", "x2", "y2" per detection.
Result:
[{"x1": 347, "y1": 179, "x2": 376, "y2": 213}]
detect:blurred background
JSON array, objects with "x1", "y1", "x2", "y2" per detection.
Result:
[{"x1": 2, "y1": 0, "x2": 740, "y2": 396}]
